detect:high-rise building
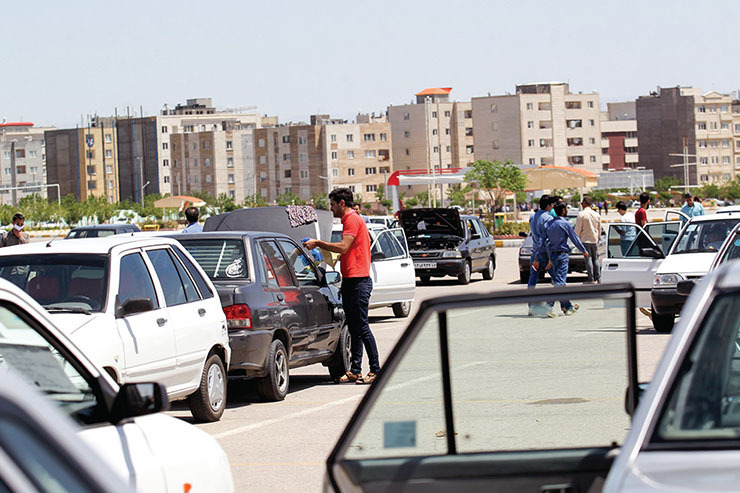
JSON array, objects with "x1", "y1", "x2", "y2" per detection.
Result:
[
  {"x1": 472, "y1": 83, "x2": 602, "y2": 172},
  {"x1": 601, "y1": 102, "x2": 639, "y2": 171},
  {"x1": 0, "y1": 122, "x2": 53, "y2": 205}
]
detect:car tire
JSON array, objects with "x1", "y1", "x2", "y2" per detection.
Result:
[
  {"x1": 652, "y1": 308, "x2": 675, "y2": 333},
  {"x1": 188, "y1": 353, "x2": 226, "y2": 423},
  {"x1": 520, "y1": 270, "x2": 529, "y2": 284},
  {"x1": 458, "y1": 261, "x2": 471, "y2": 285},
  {"x1": 328, "y1": 325, "x2": 351, "y2": 380},
  {"x1": 257, "y1": 339, "x2": 289, "y2": 401},
  {"x1": 419, "y1": 275, "x2": 431, "y2": 285},
  {"x1": 392, "y1": 301, "x2": 411, "y2": 318},
  {"x1": 482, "y1": 257, "x2": 495, "y2": 280}
]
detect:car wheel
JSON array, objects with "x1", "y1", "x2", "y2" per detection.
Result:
[
  {"x1": 328, "y1": 325, "x2": 351, "y2": 379},
  {"x1": 392, "y1": 301, "x2": 411, "y2": 318},
  {"x1": 188, "y1": 353, "x2": 226, "y2": 422},
  {"x1": 520, "y1": 270, "x2": 529, "y2": 284},
  {"x1": 652, "y1": 308, "x2": 675, "y2": 333},
  {"x1": 257, "y1": 339, "x2": 289, "y2": 401},
  {"x1": 458, "y1": 261, "x2": 471, "y2": 285},
  {"x1": 419, "y1": 275, "x2": 431, "y2": 285},
  {"x1": 482, "y1": 257, "x2": 494, "y2": 280}
]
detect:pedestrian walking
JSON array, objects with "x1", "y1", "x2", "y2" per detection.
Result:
[
  {"x1": 303, "y1": 188, "x2": 379, "y2": 384},
  {"x1": 4, "y1": 213, "x2": 29, "y2": 246},
  {"x1": 603, "y1": 201, "x2": 609, "y2": 216},
  {"x1": 575, "y1": 196, "x2": 602, "y2": 283},
  {"x1": 615, "y1": 201, "x2": 637, "y2": 255},
  {"x1": 526, "y1": 196, "x2": 554, "y2": 315},
  {"x1": 597, "y1": 201, "x2": 603, "y2": 215},
  {"x1": 635, "y1": 192, "x2": 650, "y2": 228},
  {"x1": 181, "y1": 206, "x2": 203, "y2": 233},
  {"x1": 532, "y1": 202, "x2": 589, "y2": 317}
]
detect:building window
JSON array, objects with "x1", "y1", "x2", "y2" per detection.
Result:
[
  {"x1": 15, "y1": 149, "x2": 25, "y2": 159},
  {"x1": 466, "y1": 145, "x2": 474, "y2": 154},
  {"x1": 589, "y1": 137, "x2": 596, "y2": 144},
  {"x1": 589, "y1": 119, "x2": 595, "y2": 126},
  {"x1": 699, "y1": 140, "x2": 707, "y2": 148},
  {"x1": 526, "y1": 103, "x2": 533, "y2": 110},
  {"x1": 491, "y1": 122, "x2": 498, "y2": 131},
  {"x1": 464, "y1": 110, "x2": 472, "y2": 119},
  {"x1": 3, "y1": 169, "x2": 9, "y2": 175},
  {"x1": 697, "y1": 122, "x2": 706, "y2": 130},
  {"x1": 105, "y1": 149, "x2": 112, "y2": 158},
  {"x1": 528, "y1": 139, "x2": 535, "y2": 147},
  {"x1": 567, "y1": 137, "x2": 583, "y2": 146},
  {"x1": 225, "y1": 140, "x2": 233, "y2": 150},
  {"x1": 405, "y1": 149, "x2": 410, "y2": 156},
  {"x1": 346, "y1": 134, "x2": 353, "y2": 142},
  {"x1": 16, "y1": 166, "x2": 26, "y2": 174},
  {"x1": 366, "y1": 184, "x2": 377, "y2": 192},
  {"x1": 565, "y1": 101, "x2": 582, "y2": 109},
  {"x1": 527, "y1": 121, "x2": 534, "y2": 129},
  {"x1": 332, "y1": 168, "x2": 338, "y2": 177},
  {"x1": 163, "y1": 176, "x2": 170, "y2": 184},
  {"x1": 283, "y1": 153, "x2": 291, "y2": 161},
  {"x1": 258, "y1": 138, "x2": 265, "y2": 147},
  {"x1": 193, "y1": 158, "x2": 198, "y2": 167},
  {"x1": 710, "y1": 122, "x2": 718, "y2": 130},
  {"x1": 347, "y1": 150, "x2": 354, "y2": 159},
  {"x1": 492, "y1": 141, "x2": 499, "y2": 149},
  {"x1": 205, "y1": 158, "x2": 211, "y2": 166},
  {"x1": 723, "y1": 156, "x2": 731, "y2": 164},
  {"x1": 701, "y1": 174, "x2": 709, "y2": 182},
  {"x1": 105, "y1": 134, "x2": 112, "y2": 143},
  {"x1": 300, "y1": 170, "x2": 309, "y2": 179},
  {"x1": 432, "y1": 111, "x2": 437, "y2": 118},
  {"x1": 720, "y1": 105, "x2": 729, "y2": 113},
  {"x1": 432, "y1": 129, "x2": 438, "y2": 135},
  {"x1": 282, "y1": 136, "x2": 290, "y2": 143},
  {"x1": 173, "y1": 159, "x2": 177, "y2": 167},
  {"x1": 721, "y1": 122, "x2": 730, "y2": 130},
  {"x1": 567, "y1": 120, "x2": 582, "y2": 129},
  {"x1": 363, "y1": 133, "x2": 375, "y2": 142},
  {"x1": 700, "y1": 157, "x2": 708, "y2": 165},
  {"x1": 203, "y1": 174, "x2": 210, "y2": 183},
  {"x1": 404, "y1": 131, "x2": 410, "y2": 138},
  {"x1": 348, "y1": 168, "x2": 354, "y2": 176},
  {"x1": 446, "y1": 146, "x2": 450, "y2": 152},
  {"x1": 529, "y1": 158, "x2": 536, "y2": 165},
  {"x1": 331, "y1": 151, "x2": 338, "y2": 160},
  {"x1": 433, "y1": 146, "x2": 439, "y2": 153},
  {"x1": 587, "y1": 101, "x2": 594, "y2": 108},
  {"x1": 403, "y1": 113, "x2": 409, "y2": 120},
  {"x1": 348, "y1": 186, "x2": 355, "y2": 192},
  {"x1": 162, "y1": 142, "x2": 169, "y2": 150},
  {"x1": 161, "y1": 126, "x2": 168, "y2": 133},
  {"x1": 465, "y1": 127, "x2": 473, "y2": 136},
  {"x1": 445, "y1": 128, "x2": 450, "y2": 135},
  {"x1": 203, "y1": 141, "x2": 210, "y2": 150},
  {"x1": 85, "y1": 150, "x2": 94, "y2": 159},
  {"x1": 162, "y1": 159, "x2": 169, "y2": 167},
  {"x1": 259, "y1": 155, "x2": 266, "y2": 164},
  {"x1": 330, "y1": 134, "x2": 337, "y2": 143},
  {"x1": 284, "y1": 170, "x2": 291, "y2": 178},
  {"x1": 444, "y1": 110, "x2": 451, "y2": 117},
  {"x1": 380, "y1": 133, "x2": 387, "y2": 141},
  {"x1": 226, "y1": 157, "x2": 234, "y2": 167},
  {"x1": 590, "y1": 155, "x2": 596, "y2": 162},
  {"x1": 365, "y1": 167, "x2": 376, "y2": 175},
  {"x1": 568, "y1": 156, "x2": 584, "y2": 165},
  {"x1": 299, "y1": 153, "x2": 308, "y2": 163},
  {"x1": 722, "y1": 140, "x2": 730, "y2": 148},
  {"x1": 228, "y1": 174, "x2": 235, "y2": 184},
  {"x1": 298, "y1": 136, "x2": 307, "y2": 145},
  {"x1": 365, "y1": 150, "x2": 376, "y2": 158},
  {"x1": 490, "y1": 104, "x2": 497, "y2": 113}
]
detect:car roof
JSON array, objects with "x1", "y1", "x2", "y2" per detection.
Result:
[
  {"x1": 716, "y1": 205, "x2": 740, "y2": 214},
  {"x1": 687, "y1": 211, "x2": 740, "y2": 222},
  {"x1": 0, "y1": 235, "x2": 180, "y2": 256},
  {"x1": 167, "y1": 231, "x2": 295, "y2": 241},
  {"x1": 70, "y1": 224, "x2": 138, "y2": 230}
]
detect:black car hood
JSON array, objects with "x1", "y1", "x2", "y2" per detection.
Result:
[{"x1": 399, "y1": 208, "x2": 463, "y2": 238}]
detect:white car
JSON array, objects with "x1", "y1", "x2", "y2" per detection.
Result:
[
  {"x1": 331, "y1": 223, "x2": 416, "y2": 317},
  {"x1": 366, "y1": 215, "x2": 398, "y2": 229},
  {"x1": 0, "y1": 278, "x2": 233, "y2": 492},
  {"x1": 0, "y1": 236, "x2": 230, "y2": 422}
]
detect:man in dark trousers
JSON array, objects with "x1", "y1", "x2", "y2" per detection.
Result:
[
  {"x1": 533, "y1": 202, "x2": 589, "y2": 317},
  {"x1": 304, "y1": 188, "x2": 379, "y2": 384}
]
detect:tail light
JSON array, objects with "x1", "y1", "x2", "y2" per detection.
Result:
[{"x1": 223, "y1": 304, "x2": 252, "y2": 329}]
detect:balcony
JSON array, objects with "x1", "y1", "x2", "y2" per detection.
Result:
[
  {"x1": 624, "y1": 138, "x2": 638, "y2": 147},
  {"x1": 625, "y1": 153, "x2": 639, "y2": 164},
  {"x1": 601, "y1": 139, "x2": 609, "y2": 148}
]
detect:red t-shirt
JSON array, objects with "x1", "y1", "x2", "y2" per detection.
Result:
[
  {"x1": 340, "y1": 210, "x2": 371, "y2": 278},
  {"x1": 635, "y1": 208, "x2": 647, "y2": 227}
]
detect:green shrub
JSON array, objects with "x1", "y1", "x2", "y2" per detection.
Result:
[{"x1": 491, "y1": 221, "x2": 530, "y2": 236}]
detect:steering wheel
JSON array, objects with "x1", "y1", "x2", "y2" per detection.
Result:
[{"x1": 64, "y1": 295, "x2": 98, "y2": 309}]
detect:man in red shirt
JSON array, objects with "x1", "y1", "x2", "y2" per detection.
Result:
[
  {"x1": 303, "y1": 188, "x2": 379, "y2": 384},
  {"x1": 635, "y1": 192, "x2": 650, "y2": 228}
]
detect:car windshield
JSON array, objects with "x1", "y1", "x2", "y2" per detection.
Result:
[
  {"x1": 671, "y1": 219, "x2": 740, "y2": 254},
  {"x1": 178, "y1": 238, "x2": 248, "y2": 280},
  {"x1": 0, "y1": 255, "x2": 108, "y2": 312}
]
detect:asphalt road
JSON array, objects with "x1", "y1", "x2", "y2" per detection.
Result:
[{"x1": 164, "y1": 247, "x2": 668, "y2": 493}]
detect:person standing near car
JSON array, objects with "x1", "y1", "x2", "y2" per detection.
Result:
[
  {"x1": 615, "y1": 201, "x2": 637, "y2": 255},
  {"x1": 575, "y1": 196, "x2": 602, "y2": 284},
  {"x1": 533, "y1": 202, "x2": 589, "y2": 316},
  {"x1": 4, "y1": 213, "x2": 29, "y2": 246},
  {"x1": 182, "y1": 206, "x2": 203, "y2": 233},
  {"x1": 680, "y1": 193, "x2": 705, "y2": 224},
  {"x1": 527, "y1": 195, "x2": 554, "y2": 290},
  {"x1": 635, "y1": 192, "x2": 650, "y2": 228},
  {"x1": 304, "y1": 188, "x2": 379, "y2": 385}
]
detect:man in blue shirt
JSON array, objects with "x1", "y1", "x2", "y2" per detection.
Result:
[
  {"x1": 182, "y1": 206, "x2": 203, "y2": 233},
  {"x1": 680, "y1": 193, "x2": 704, "y2": 224},
  {"x1": 533, "y1": 202, "x2": 589, "y2": 316},
  {"x1": 527, "y1": 195, "x2": 554, "y2": 289}
]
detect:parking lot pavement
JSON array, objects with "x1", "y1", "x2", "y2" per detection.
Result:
[{"x1": 173, "y1": 247, "x2": 668, "y2": 492}]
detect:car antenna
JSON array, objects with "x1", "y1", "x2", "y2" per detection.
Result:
[{"x1": 46, "y1": 231, "x2": 66, "y2": 247}]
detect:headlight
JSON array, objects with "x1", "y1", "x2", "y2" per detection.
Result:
[
  {"x1": 520, "y1": 247, "x2": 532, "y2": 255},
  {"x1": 442, "y1": 250, "x2": 462, "y2": 258},
  {"x1": 654, "y1": 273, "x2": 684, "y2": 286}
]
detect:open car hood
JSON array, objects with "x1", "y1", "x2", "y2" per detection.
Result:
[{"x1": 398, "y1": 208, "x2": 463, "y2": 238}]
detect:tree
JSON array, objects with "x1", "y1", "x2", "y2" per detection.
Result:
[
  {"x1": 446, "y1": 184, "x2": 472, "y2": 207},
  {"x1": 415, "y1": 191, "x2": 429, "y2": 207},
  {"x1": 276, "y1": 191, "x2": 305, "y2": 206},
  {"x1": 721, "y1": 178, "x2": 740, "y2": 200},
  {"x1": 61, "y1": 194, "x2": 84, "y2": 226},
  {"x1": 464, "y1": 160, "x2": 527, "y2": 206},
  {"x1": 375, "y1": 184, "x2": 392, "y2": 209},
  {"x1": 243, "y1": 194, "x2": 268, "y2": 208},
  {"x1": 310, "y1": 193, "x2": 329, "y2": 210}
]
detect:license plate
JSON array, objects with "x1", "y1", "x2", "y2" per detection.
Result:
[{"x1": 414, "y1": 262, "x2": 436, "y2": 269}]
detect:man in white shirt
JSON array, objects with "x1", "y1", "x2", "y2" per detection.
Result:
[
  {"x1": 575, "y1": 196, "x2": 602, "y2": 283},
  {"x1": 615, "y1": 200, "x2": 636, "y2": 256}
]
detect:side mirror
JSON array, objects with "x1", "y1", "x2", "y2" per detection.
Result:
[
  {"x1": 371, "y1": 251, "x2": 386, "y2": 261},
  {"x1": 519, "y1": 231, "x2": 528, "y2": 238},
  {"x1": 471, "y1": 233, "x2": 481, "y2": 240},
  {"x1": 324, "y1": 271, "x2": 341, "y2": 285},
  {"x1": 625, "y1": 382, "x2": 649, "y2": 416},
  {"x1": 639, "y1": 246, "x2": 664, "y2": 259},
  {"x1": 677, "y1": 279, "x2": 696, "y2": 296},
  {"x1": 110, "y1": 382, "x2": 169, "y2": 424},
  {"x1": 115, "y1": 296, "x2": 154, "y2": 318}
]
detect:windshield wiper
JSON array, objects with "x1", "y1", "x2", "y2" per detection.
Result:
[{"x1": 44, "y1": 306, "x2": 91, "y2": 315}]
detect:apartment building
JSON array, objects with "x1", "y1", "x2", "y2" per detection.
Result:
[
  {"x1": 637, "y1": 86, "x2": 738, "y2": 185},
  {"x1": 116, "y1": 116, "x2": 158, "y2": 203},
  {"x1": 0, "y1": 122, "x2": 52, "y2": 205},
  {"x1": 45, "y1": 120, "x2": 119, "y2": 203},
  {"x1": 388, "y1": 88, "x2": 473, "y2": 199},
  {"x1": 471, "y1": 83, "x2": 602, "y2": 173},
  {"x1": 601, "y1": 102, "x2": 639, "y2": 171}
]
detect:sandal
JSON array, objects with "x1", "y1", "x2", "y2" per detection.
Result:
[
  {"x1": 356, "y1": 372, "x2": 377, "y2": 385},
  {"x1": 335, "y1": 371, "x2": 361, "y2": 383}
]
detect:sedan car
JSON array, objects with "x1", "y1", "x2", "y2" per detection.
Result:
[
  {"x1": 0, "y1": 236, "x2": 230, "y2": 422},
  {"x1": 399, "y1": 208, "x2": 495, "y2": 284},
  {"x1": 0, "y1": 277, "x2": 233, "y2": 492},
  {"x1": 65, "y1": 223, "x2": 141, "y2": 238},
  {"x1": 171, "y1": 232, "x2": 347, "y2": 401}
]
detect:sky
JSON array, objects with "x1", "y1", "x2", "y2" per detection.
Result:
[{"x1": 2, "y1": 0, "x2": 739, "y2": 128}]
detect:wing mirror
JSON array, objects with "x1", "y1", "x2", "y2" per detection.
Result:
[
  {"x1": 677, "y1": 279, "x2": 696, "y2": 296},
  {"x1": 519, "y1": 231, "x2": 528, "y2": 238},
  {"x1": 624, "y1": 382, "x2": 649, "y2": 417},
  {"x1": 110, "y1": 382, "x2": 169, "y2": 424},
  {"x1": 115, "y1": 296, "x2": 154, "y2": 318},
  {"x1": 639, "y1": 246, "x2": 664, "y2": 259},
  {"x1": 324, "y1": 271, "x2": 342, "y2": 285},
  {"x1": 371, "y1": 251, "x2": 386, "y2": 261}
]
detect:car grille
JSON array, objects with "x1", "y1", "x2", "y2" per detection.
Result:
[{"x1": 410, "y1": 251, "x2": 441, "y2": 259}]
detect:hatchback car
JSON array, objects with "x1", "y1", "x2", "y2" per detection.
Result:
[
  {"x1": 0, "y1": 236, "x2": 230, "y2": 422},
  {"x1": 399, "y1": 208, "x2": 496, "y2": 284},
  {"x1": 171, "y1": 232, "x2": 347, "y2": 401},
  {"x1": 65, "y1": 223, "x2": 141, "y2": 238},
  {"x1": 0, "y1": 278, "x2": 233, "y2": 492}
]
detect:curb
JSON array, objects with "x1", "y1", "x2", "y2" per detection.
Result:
[
  {"x1": 495, "y1": 239, "x2": 524, "y2": 248},
  {"x1": 27, "y1": 230, "x2": 69, "y2": 238}
]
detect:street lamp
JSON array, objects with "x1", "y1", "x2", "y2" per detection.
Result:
[{"x1": 141, "y1": 181, "x2": 150, "y2": 208}]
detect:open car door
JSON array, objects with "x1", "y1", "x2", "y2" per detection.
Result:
[
  {"x1": 327, "y1": 284, "x2": 638, "y2": 492},
  {"x1": 602, "y1": 223, "x2": 667, "y2": 307}
]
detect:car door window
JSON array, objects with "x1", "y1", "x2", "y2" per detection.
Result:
[
  {"x1": 261, "y1": 241, "x2": 295, "y2": 287},
  {"x1": 654, "y1": 292, "x2": 740, "y2": 441},
  {"x1": 388, "y1": 228, "x2": 410, "y2": 256},
  {"x1": 145, "y1": 249, "x2": 187, "y2": 306},
  {"x1": 645, "y1": 221, "x2": 681, "y2": 254},
  {"x1": 118, "y1": 253, "x2": 159, "y2": 308},
  {"x1": 171, "y1": 247, "x2": 215, "y2": 299},
  {"x1": 718, "y1": 233, "x2": 740, "y2": 265},
  {"x1": 475, "y1": 219, "x2": 490, "y2": 237},
  {"x1": 371, "y1": 231, "x2": 404, "y2": 260},
  {"x1": 256, "y1": 242, "x2": 280, "y2": 289},
  {"x1": 607, "y1": 224, "x2": 656, "y2": 258},
  {"x1": 168, "y1": 249, "x2": 200, "y2": 302},
  {"x1": 278, "y1": 240, "x2": 319, "y2": 287}
]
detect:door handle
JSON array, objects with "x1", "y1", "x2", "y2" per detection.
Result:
[
  {"x1": 156, "y1": 318, "x2": 167, "y2": 326},
  {"x1": 198, "y1": 308, "x2": 206, "y2": 317},
  {"x1": 401, "y1": 262, "x2": 409, "y2": 267},
  {"x1": 276, "y1": 293, "x2": 285, "y2": 301},
  {"x1": 540, "y1": 483, "x2": 576, "y2": 493}
]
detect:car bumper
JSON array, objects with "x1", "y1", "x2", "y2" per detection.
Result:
[
  {"x1": 413, "y1": 258, "x2": 466, "y2": 277},
  {"x1": 651, "y1": 288, "x2": 685, "y2": 316},
  {"x1": 227, "y1": 329, "x2": 273, "y2": 377},
  {"x1": 519, "y1": 254, "x2": 585, "y2": 273}
]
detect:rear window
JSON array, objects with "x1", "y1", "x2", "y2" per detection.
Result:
[{"x1": 177, "y1": 239, "x2": 248, "y2": 280}]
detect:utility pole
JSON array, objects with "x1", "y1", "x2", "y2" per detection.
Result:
[{"x1": 668, "y1": 138, "x2": 698, "y2": 194}]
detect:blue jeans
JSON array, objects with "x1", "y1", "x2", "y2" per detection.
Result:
[
  {"x1": 341, "y1": 277, "x2": 380, "y2": 374},
  {"x1": 527, "y1": 252, "x2": 551, "y2": 289},
  {"x1": 548, "y1": 252, "x2": 573, "y2": 311}
]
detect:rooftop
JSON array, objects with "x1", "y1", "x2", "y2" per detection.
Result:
[{"x1": 415, "y1": 87, "x2": 452, "y2": 96}]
